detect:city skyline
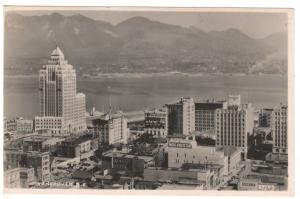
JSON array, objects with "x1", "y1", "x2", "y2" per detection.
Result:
[
  {"x1": 3, "y1": 45, "x2": 290, "y2": 191},
  {"x1": 3, "y1": 7, "x2": 292, "y2": 193}
]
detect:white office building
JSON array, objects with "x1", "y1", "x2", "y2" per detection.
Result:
[
  {"x1": 215, "y1": 103, "x2": 254, "y2": 159},
  {"x1": 271, "y1": 105, "x2": 288, "y2": 155},
  {"x1": 35, "y1": 46, "x2": 86, "y2": 135},
  {"x1": 167, "y1": 136, "x2": 229, "y2": 175}
]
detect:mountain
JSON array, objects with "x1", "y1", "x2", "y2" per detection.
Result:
[
  {"x1": 249, "y1": 32, "x2": 288, "y2": 74},
  {"x1": 4, "y1": 13, "x2": 288, "y2": 75}
]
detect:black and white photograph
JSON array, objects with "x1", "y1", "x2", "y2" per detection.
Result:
[{"x1": 2, "y1": 6, "x2": 294, "y2": 194}]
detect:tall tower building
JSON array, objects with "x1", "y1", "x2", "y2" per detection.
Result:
[
  {"x1": 271, "y1": 105, "x2": 288, "y2": 155},
  {"x1": 215, "y1": 103, "x2": 254, "y2": 159},
  {"x1": 166, "y1": 97, "x2": 195, "y2": 136},
  {"x1": 34, "y1": 47, "x2": 86, "y2": 135},
  {"x1": 258, "y1": 108, "x2": 273, "y2": 127},
  {"x1": 195, "y1": 100, "x2": 227, "y2": 132}
]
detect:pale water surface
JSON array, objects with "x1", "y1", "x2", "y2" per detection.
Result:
[{"x1": 4, "y1": 74, "x2": 287, "y2": 119}]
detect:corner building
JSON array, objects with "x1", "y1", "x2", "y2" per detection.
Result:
[
  {"x1": 35, "y1": 47, "x2": 86, "y2": 135},
  {"x1": 215, "y1": 104, "x2": 254, "y2": 159}
]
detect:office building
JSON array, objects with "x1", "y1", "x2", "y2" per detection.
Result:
[
  {"x1": 22, "y1": 135, "x2": 64, "y2": 152},
  {"x1": 144, "y1": 109, "x2": 168, "y2": 137},
  {"x1": 35, "y1": 46, "x2": 86, "y2": 136},
  {"x1": 195, "y1": 100, "x2": 227, "y2": 131},
  {"x1": 101, "y1": 150, "x2": 152, "y2": 176},
  {"x1": 16, "y1": 118, "x2": 33, "y2": 133},
  {"x1": 167, "y1": 136, "x2": 229, "y2": 175},
  {"x1": 57, "y1": 135, "x2": 93, "y2": 158},
  {"x1": 166, "y1": 97, "x2": 195, "y2": 136},
  {"x1": 4, "y1": 117, "x2": 33, "y2": 133},
  {"x1": 215, "y1": 103, "x2": 254, "y2": 159},
  {"x1": 4, "y1": 149, "x2": 50, "y2": 183},
  {"x1": 271, "y1": 105, "x2": 288, "y2": 155},
  {"x1": 91, "y1": 111, "x2": 129, "y2": 145},
  {"x1": 259, "y1": 108, "x2": 273, "y2": 127}
]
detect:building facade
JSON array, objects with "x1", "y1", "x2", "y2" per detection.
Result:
[
  {"x1": 144, "y1": 109, "x2": 168, "y2": 137},
  {"x1": 16, "y1": 118, "x2": 34, "y2": 133},
  {"x1": 271, "y1": 105, "x2": 288, "y2": 155},
  {"x1": 4, "y1": 118, "x2": 34, "y2": 133},
  {"x1": 5, "y1": 119, "x2": 17, "y2": 132},
  {"x1": 57, "y1": 136, "x2": 92, "y2": 158},
  {"x1": 167, "y1": 137, "x2": 229, "y2": 175},
  {"x1": 4, "y1": 167, "x2": 35, "y2": 188},
  {"x1": 35, "y1": 46, "x2": 86, "y2": 135},
  {"x1": 195, "y1": 100, "x2": 227, "y2": 132},
  {"x1": 4, "y1": 149, "x2": 50, "y2": 183},
  {"x1": 258, "y1": 108, "x2": 273, "y2": 127},
  {"x1": 102, "y1": 152, "x2": 146, "y2": 176},
  {"x1": 91, "y1": 112, "x2": 129, "y2": 145},
  {"x1": 166, "y1": 97, "x2": 195, "y2": 136},
  {"x1": 215, "y1": 103, "x2": 254, "y2": 159}
]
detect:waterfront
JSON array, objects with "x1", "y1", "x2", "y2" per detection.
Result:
[{"x1": 4, "y1": 74, "x2": 287, "y2": 119}]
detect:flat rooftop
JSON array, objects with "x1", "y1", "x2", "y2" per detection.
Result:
[
  {"x1": 23, "y1": 135, "x2": 63, "y2": 142},
  {"x1": 102, "y1": 150, "x2": 154, "y2": 162},
  {"x1": 216, "y1": 146, "x2": 241, "y2": 156},
  {"x1": 146, "y1": 165, "x2": 223, "y2": 172}
]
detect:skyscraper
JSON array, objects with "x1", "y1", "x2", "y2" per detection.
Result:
[
  {"x1": 258, "y1": 108, "x2": 273, "y2": 127},
  {"x1": 195, "y1": 100, "x2": 227, "y2": 132},
  {"x1": 34, "y1": 46, "x2": 86, "y2": 135},
  {"x1": 166, "y1": 97, "x2": 195, "y2": 136},
  {"x1": 215, "y1": 103, "x2": 254, "y2": 159},
  {"x1": 271, "y1": 105, "x2": 288, "y2": 155}
]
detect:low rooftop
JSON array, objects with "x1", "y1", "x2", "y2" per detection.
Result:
[
  {"x1": 102, "y1": 150, "x2": 154, "y2": 162},
  {"x1": 216, "y1": 146, "x2": 241, "y2": 156}
]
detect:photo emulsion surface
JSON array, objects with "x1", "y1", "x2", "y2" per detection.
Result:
[{"x1": 3, "y1": 7, "x2": 293, "y2": 193}]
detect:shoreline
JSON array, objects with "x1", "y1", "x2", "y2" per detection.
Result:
[{"x1": 4, "y1": 72, "x2": 287, "y2": 79}]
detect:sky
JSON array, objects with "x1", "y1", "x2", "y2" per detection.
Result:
[{"x1": 5, "y1": 7, "x2": 288, "y2": 39}]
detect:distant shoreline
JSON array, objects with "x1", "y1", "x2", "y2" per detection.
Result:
[{"x1": 4, "y1": 72, "x2": 286, "y2": 79}]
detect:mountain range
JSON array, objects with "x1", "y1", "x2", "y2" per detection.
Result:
[{"x1": 4, "y1": 13, "x2": 288, "y2": 75}]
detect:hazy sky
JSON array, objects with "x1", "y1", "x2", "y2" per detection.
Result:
[{"x1": 6, "y1": 8, "x2": 288, "y2": 39}]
